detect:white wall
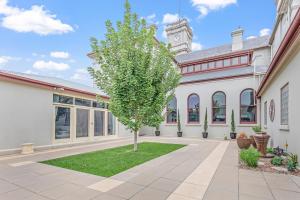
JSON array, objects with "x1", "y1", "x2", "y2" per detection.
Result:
[
  {"x1": 0, "y1": 81, "x2": 53, "y2": 150},
  {"x1": 141, "y1": 76, "x2": 260, "y2": 138},
  {"x1": 260, "y1": 49, "x2": 300, "y2": 156}
]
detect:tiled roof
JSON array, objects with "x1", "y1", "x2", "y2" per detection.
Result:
[
  {"x1": 0, "y1": 70, "x2": 107, "y2": 97},
  {"x1": 176, "y1": 36, "x2": 270, "y2": 64}
]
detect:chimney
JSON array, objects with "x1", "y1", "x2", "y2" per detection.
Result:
[{"x1": 231, "y1": 28, "x2": 244, "y2": 51}]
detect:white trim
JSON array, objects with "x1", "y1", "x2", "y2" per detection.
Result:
[{"x1": 279, "y1": 124, "x2": 289, "y2": 131}]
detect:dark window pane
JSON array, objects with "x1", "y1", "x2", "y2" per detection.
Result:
[
  {"x1": 76, "y1": 109, "x2": 89, "y2": 137},
  {"x1": 188, "y1": 94, "x2": 200, "y2": 122},
  {"x1": 232, "y1": 57, "x2": 239, "y2": 65},
  {"x1": 241, "y1": 55, "x2": 248, "y2": 64},
  {"x1": 167, "y1": 97, "x2": 177, "y2": 123},
  {"x1": 241, "y1": 89, "x2": 255, "y2": 106},
  {"x1": 75, "y1": 98, "x2": 91, "y2": 107},
  {"x1": 53, "y1": 94, "x2": 73, "y2": 105},
  {"x1": 224, "y1": 59, "x2": 231, "y2": 67},
  {"x1": 92, "y1": 101, "x2": 106, "y2": 108},
  {"x1": 108, "y1": 112, "x2": 115, "y2": 135},
  {"x1": 240, "y1": 89, "x2": 256, "y2": 123},
  {"x1": 55, "y1": 107, "x2": 70, "y2": 139},
  {"x1": 212, "y1": 92, "x2": 226, "y2": 123},
  {"x1": 94, "y1": 111, "x2": 104, "y2": 136}
]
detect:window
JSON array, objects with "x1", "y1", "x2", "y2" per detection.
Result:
[
  {"x1": 212, "y1": 92, "x2": 226, "y2": 123},
  {"x1": 224, "y1": 59, "x2": 231, "y2": 67},
  {"x1": 240, "y1": 89, "x2": 256, "y2": 123},
  {"x1": 201, "y1": 63, "x2": 208, "y2": 70},
  {"x1": 232, "y1": 57, "x2": 239, "y2": 65},
  {"x1": 76, "y1": 109, "x2": 89, "y2": 137},
  {"x1": 75, "y1": 98, "x2": 91, "y2": 107},
  {"x1": 166, "y1": 97, "x2": 177, "y2": 123},
  {"x1": 281, "y1": 84, "x2": 289, "y2": 125},
  {"x1": 241, "y1": 55, "x2": 248, "y2": 64},
  {"x1": 93, "y1": 101, "x2": 106, "y2": 108},
  {"x1": 108, "y1": 112, "x2": 116, "y2": 135},
  {"x1": 208, "y1": 62, "x2": 215, "y2": 69},
  {"x1": 195, "y1": 64, "x2": 201, "y2": 71},
  {"x1": 182, "y1": 67, "x2": 188, "y2": 73},
  {"x1": 188, "y1": 94, "x2": 200, "y2": 123},
  {"x1": 55, "y1": 107, "x2": 71, "y2": 139},
  {"x1": 94, "y1": 111, "x2": 104, "y2": 136},
  {"x1": 264, "y1": 101, "x2": 267, "y2": 126},
  {"x1": 187, "y1": 65, "x2": 194, "y2": 73},
  {"x1": 53, "y1": 94, "x2": 73, "y2": 105},
  {"x1": 215, "y1": 60, "x2": 223, "y2": 68}
]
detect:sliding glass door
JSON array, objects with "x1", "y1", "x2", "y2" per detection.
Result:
[
  {"x1": 94, "y1": 110, "x2": 104, "y2": 136},
  {"x1": 55, "y1": 107, "x2": 71, "y2": 139},
  {"x1": 76, "y1": 108, "x2": 89, "y2": 138}
]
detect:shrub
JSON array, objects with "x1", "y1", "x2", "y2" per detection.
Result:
[
  {"x1": 252, "y1": 125, "x2": 262, "y2": 133},
  {"x1": 271, "y1": 156, "x2": 283, "y2": 166},
  {"x1": 240, "y1": 147, "x2": 260, "y2": 168},
  {"x1": 238, "y1": 132, "x2": 247, "y2": 139},
  {"x1": 267, "y1": 147, "x2": 274, "y2": 154},
  {"x1": 287, "y1": 153, "x2": 298, "y2": 171}
]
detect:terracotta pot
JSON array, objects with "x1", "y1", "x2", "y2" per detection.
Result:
[
  {"x1": 253, "y1": 134, "x2": 270, "y2": 157},
  {"x1": 237, "y1": 138, "x2": 252, "y2": 149},
  {"x1": 249, "y1": 135, "x2": 257, "y2": 148}
]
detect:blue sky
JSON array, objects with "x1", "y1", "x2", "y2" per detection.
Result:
[{"x1": 0, "y1": 0, "x2": 276, "y2": 86}]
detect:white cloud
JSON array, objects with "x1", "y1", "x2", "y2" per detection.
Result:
[
  {"x1": 162, "y1": 13, "x2": 179, "y2": 24},
  {"x1": 24, "y1": 69, "x2": 39, "y2": 75},
  {"x1": 50, "y1": 51, "x2": 70, "y2": 59},
  {"x1": 192, "y1": 42, "x2": 203, "y2": 51},
  {"x1": 71, "y1": 68, "x2": 89, "y2": 81},
  {"x1": 191, "y1": 0, "x2": 237, "y2": 17},
  {"x1": 0, "y1": 56, "x2": 10, "y2": 65},
  {"x1": 33, "y1": 60, "x2": 69, "y2": 71},
  {"x1": 246, "y1": 36, "x2": 257, "y2": 40},
  {"x1": 0, "y1": 0, "x2": 73, "y2": 35},
  {"x1": 260, "y1": 28, "x2": 271, "y2": 36}
]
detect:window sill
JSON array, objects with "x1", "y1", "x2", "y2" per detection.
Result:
[
  {"x1": 237, "y1": 124, "x2": 258, "y2": 127},
  {"x1": 209, "y1": 124, "x2": 228, "y2": 127},
  {"x1": 163, "y1": 123, "x2": 177, "y2": 126},
  {"x1": 185, "y1": 123, "x2": 201, "y2": 126},
  {"x1": 280, "y1": 125, "x2": 289, "y2": 131}
]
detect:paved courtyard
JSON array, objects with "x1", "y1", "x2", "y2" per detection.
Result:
[{"x1": 0, "y1": 137, "x2": 300, "y2": 200}]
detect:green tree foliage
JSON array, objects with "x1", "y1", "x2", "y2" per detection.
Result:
[
  {"x1": 88, "y1": 0, "x2": 180, "y2": 151},
  {"x1": 231, "y1": 110, "x2": 236, "y2": 133}
]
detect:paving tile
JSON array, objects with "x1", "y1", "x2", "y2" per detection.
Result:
[
  {"x1": 0, "y1": 188, "x2": 37, "y2": 200},
  {"x1": 239, "y1": 193, "x2": 273, "y2": 200},
  {"x1": 93, "y1": 193, "x2": 126, "y2": 200},
  {"x1": 173, "y1": 182, "x2": 206, "y2": 199},
  {"x1": 239, "y1": 182, "x2": 274, "y2": 199},
  {"x1": 130, "y1": 188, "x2": 170, "y2": 200},
  {"x1": 39, "y1": 183, "x2": 82, "y2": 199},
  {"x1": 10, "y1": 172, "x2": 41, "y2": 186},
  {"x1": 107, "y1": 182, "x2": 144, "y2": 199},
  {"x1": 88, "y1": 178, "x2": 124, "y2": 192},
  {"x1": 263, "y1": 172, "x2": 300, "y2": 192},
  {"x1": 272, "y1": 188, "x2": 300, "y2": 200},
  {"x1": 9, "y1": 161, "x2": 35, "y2": 167},
  {"x1": 203, "y1": 187, "x2": 238, "y2": 200},
  {"x1": 128, "y1": 173, "x2": 159, "y2": 186},
  {"x1": 58, "y1": 187, "x2": 100, "y2": 200},
  {"x1": 167, "y1": 193, "x2": 197, "y2": 200},
  {"x1": 0, "y1": 179, "x2": 19, "y2": 194},
  {"x1": 111, "y1": 171, "x2": 138, "y2": 182},
  {"x1": 149, "y1": 178, "x2": 181, "y2": 192}
]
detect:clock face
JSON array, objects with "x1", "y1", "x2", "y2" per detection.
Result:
[{"x1": 174, "y1": 33, "x2": 181, "y2": 42}]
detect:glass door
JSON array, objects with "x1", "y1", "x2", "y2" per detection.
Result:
[
  {"x1": 94, "y1": 110, "x2": 105, "y2": 136},
  {"x1": 55, "y1": 107, "x2": 71, "y2": 139},
  {"x1": 76, "y1": 108, "x2": 89, "y2": 138}
]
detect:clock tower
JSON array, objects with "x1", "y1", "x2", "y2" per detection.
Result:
[{"x1": 165, "y1": 19, "x2": 193, "y2": 56}]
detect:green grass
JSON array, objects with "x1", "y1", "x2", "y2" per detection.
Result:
[{"x1": 40, "y1": 142, "x2": 185, "y2": 177}]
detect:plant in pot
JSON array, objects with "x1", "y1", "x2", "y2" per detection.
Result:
[
  {"x1": 202, "y1": 108, "x2": 208, "y2": 138},
  {"x1": 154, "y1": 126, "x2": 160, "y2": 136},
  {"x1": 230, "y1": 110, "x2": 237, "y2": 139},
  {"x1": 252, "y1": 125, "x2": 270, "y2": 157},
  {"x1": 237, "y1": 132, "x2": 252, "y2": 149},
  {"x1": 177, "y1": 110, "x2": 182, "y2": 137}
]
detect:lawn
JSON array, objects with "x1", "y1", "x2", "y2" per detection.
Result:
[{"x1": 41, "y1": 142, "x2": 185, "y2": 177}]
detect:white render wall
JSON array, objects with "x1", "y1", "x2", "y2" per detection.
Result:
[
  {"x1": 0, "y1": 80, "x2": 53, "y2": 150},
  {"x1": 141, "y1": 76, "x2": 261, "y2": 138},
  {"x1": 260, "y1": 49, "x2": 300, "y2": 156}
]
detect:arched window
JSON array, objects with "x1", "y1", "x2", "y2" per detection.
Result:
[
  {"x1": 166, "y1": 97, "x2": 177, "y2": 123},
  {"x1": 188, "y1": 94, "x2": 200, "y2": 123},
  {"x1": 212, "y1": 91, "x2": 226, "y2": 123},
  {"x1": 240, "y1": 89, "x2": 256, "y2": 123}
]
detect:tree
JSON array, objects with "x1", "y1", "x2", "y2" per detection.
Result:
[
  {"x1": 88, "y1": 0, "x2": 181, "y2": 151},
  {"x1": 231, "y1": 110, "x2": 236, "y2": 133},
  {"x1": 204, "y1": 108, "x2": 208, "y2": 132}
]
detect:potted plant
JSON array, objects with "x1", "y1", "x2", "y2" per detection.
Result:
[
  {"x1": 202, "y1": 108, "x2": 208, "y2": 138},
  {"x1": 252, "y1": 125, "x2": 270, "y2": 157},
  {"x1": 237, "y1": 132, "x2": 252, "y2": 149},
  {"x1": 230, "y1": 110, "x2": 237, "y2": 139},
  {"x1": 177, "y1": 110, "x2": 182, "y2": 137},
  {"x1": 155, "y1": 126, "x2": 160, "y2": 136}
]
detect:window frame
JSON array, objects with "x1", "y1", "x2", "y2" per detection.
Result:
[
  {"x1": 212, "y1": 91, "x2": 226, "y2": 124},
  {"x1": 264, "y1": 101, "x2": 268, "y2": 126},
  {"x1": 240, "y1": 88, "x2": 257, "y2": 124},
  {"x1": 187, "y1": 93, "x2": 200, "y2": 123}
]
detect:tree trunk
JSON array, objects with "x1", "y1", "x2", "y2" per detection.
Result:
[{"x1": 133, "y1": 131, "x2": 138, "y2": 151}]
